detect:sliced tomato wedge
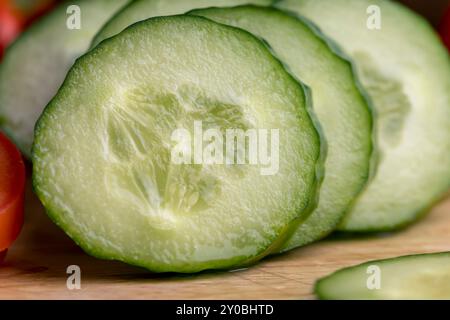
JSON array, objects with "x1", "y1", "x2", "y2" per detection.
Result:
[{"x1": 0, "y1": 132, "x2": 25, "y2": 263}]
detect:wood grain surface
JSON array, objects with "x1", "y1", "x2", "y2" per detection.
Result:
[{"x1": 0, "y1": 178, "x2": 449, "y2": 300}]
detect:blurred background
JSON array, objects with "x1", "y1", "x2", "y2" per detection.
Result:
[{"x1": 1, "y1": 0, "x2": 449, "y2": 59}]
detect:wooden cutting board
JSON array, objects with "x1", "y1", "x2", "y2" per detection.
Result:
[{"x1": 1, "y1": 178, "x2": 449, "y2": 300}]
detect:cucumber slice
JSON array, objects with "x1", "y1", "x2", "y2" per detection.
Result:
[
  {"x1": 32, "y1": 15, "x2": 322, "y2": 273},
  {"x1": 191, "y1": 6, "x2": 373, "y2": 249},
  {"x1": 277, "y1": 0, "x2": 450, "y2": 231},
  {"x1": 91, "y1": 0, "x2": 273, "y2": 48},
  {"x1": 316, "y1": 252, "x2": 450, "y2": 299},
  {"x1": 0, "y1": 0, "x2": 129, "y2": 156}
]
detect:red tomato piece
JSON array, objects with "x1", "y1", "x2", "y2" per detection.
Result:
[
  {"x1": 0, "y1": 1, "x2": 24, "y2": 59},
  {"x1": 0, "y1": 132, "x2": 26, "y2": 263}
]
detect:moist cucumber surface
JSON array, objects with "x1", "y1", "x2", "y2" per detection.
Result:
[
  {"x1": 91, "y1": 0, "x2": 272, "y2": 47},
  {"x1": 277, "y1": 0, "x2": 450, "y2": 231},
  {"x1": 316, "y1": 252, "x2": 450, "y2": 299},
  {"x1": 32, "y1": 15, "x2": 321, "y2": 273},
  {"x1": 0, "y1": 0, "x2": 129, "y2": 156},
  {"x1": 191, "y1": 6, "x2": 373, "y2": 250}
]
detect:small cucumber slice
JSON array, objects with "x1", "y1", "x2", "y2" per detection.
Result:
[
  {"x1": 277, "y1": 0, "x2": 450, "y2": 231},
  {"x1": 0, "y1": 0, "x2": 129, "y2": 156},
  {"x1": 316, "y1": 252, "x2": 450, "y2": 300},
  {"x1": 191, "y1": 6, "x2": 373, "y2": 250},
  {"x1": 91, "y1": 0, "x2": 273, "y2": 47},
  {"x1": 33, "y1": 16, "x2": 321, "y2": 272}
]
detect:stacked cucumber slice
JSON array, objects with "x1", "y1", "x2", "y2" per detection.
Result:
[
  {"x1": 190, "y1": 5, "x2": 373, "y2": 251},
  {"x1": 0, "y1": 0, "x2": 130, "y2": 156},
  {"x1": 33, "y1": 15, "x2": 322, "y2": 272},
  {"x1": 91, "y1": 0, "x2": 273, "y2": 47},
  {"x1": 276, "y1": 0, "x2": 450, "y2": 231},
  {"x1": 1, "y1": 0, "x2": 448, "y2": 275}
]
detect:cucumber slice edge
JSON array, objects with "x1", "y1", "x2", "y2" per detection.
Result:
[
  {"x1": 315, "y1": 252, "x2": 450, "y2": 300},
  {"x1": 32, "y1": 14, "x2": 323, "y2": 273}
]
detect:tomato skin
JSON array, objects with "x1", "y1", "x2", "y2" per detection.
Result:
[
  {"x1": 0, "y1": 187, "x2": 24, "y2": 251},
  {"x1": 440, "y1": 6, "x2": 450, "y2": 51},
  {"x1": 0, "y1": 132, "x2": 26, "y2": 260},
  {"x1": 0, "y1": 2, "x2": 24, "y2": 59},
  {"x1": 0, "y1": 1, "x2": 58, "y2": 59}
]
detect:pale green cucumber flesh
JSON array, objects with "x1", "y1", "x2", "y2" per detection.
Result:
[
  {"x1": 316, "y1": 252, "x2": 450, "y2": 299},
  {"x1": 0, "y1": 0, "x2": 129, "y2": 156},
  {"x1": 277, "y1": 0, "x2": 450, "y2": 231},
  {"x1": 191, "y1": 5, "x2": 372, "y2": 250},
  {"x1": 91, "y1": 0, "x2": 273, "y2": 47},
  {"x1": 32, "y1": 16, "x2": 321, "y2": 273}
]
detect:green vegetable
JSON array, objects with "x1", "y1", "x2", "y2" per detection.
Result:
[
  {"x1": 0, "y1": 0, "x2": 129, "y2": 156},
  {"x1": 277, "y1": 0, "x2": 450, "y2": 231},
  {"x1": 316, "y1": 252, "x2": 450, "y2": 299},
  {"x1": 91, "y1": 0, "x2": 273, "y2": 47},
  {"x1": 32, "y1": 15, "x2": 322, "y2": 272},
  {"x1": 191, "y1": 5, "x2": 373, "y2": 249}
]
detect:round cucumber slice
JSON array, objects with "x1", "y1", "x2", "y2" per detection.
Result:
[
  {"x1": 191, "y1": 6, "x2": 373, "y2": 250},
  {"x1": 277, "y1": 0, "x2": 450, "y2": 231},
  {"x1": 32, "y1": 15, "x2": 322, "y2": 273},
  {"x1": 316, "y1": 252, "x2": 450, "y2": 299},
  {"x1": 0, "y1": 0, "x2": 129, "y2": 157},
  {"x1": 91, "y1": 0, "x2": 273, "y2": 48}
]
